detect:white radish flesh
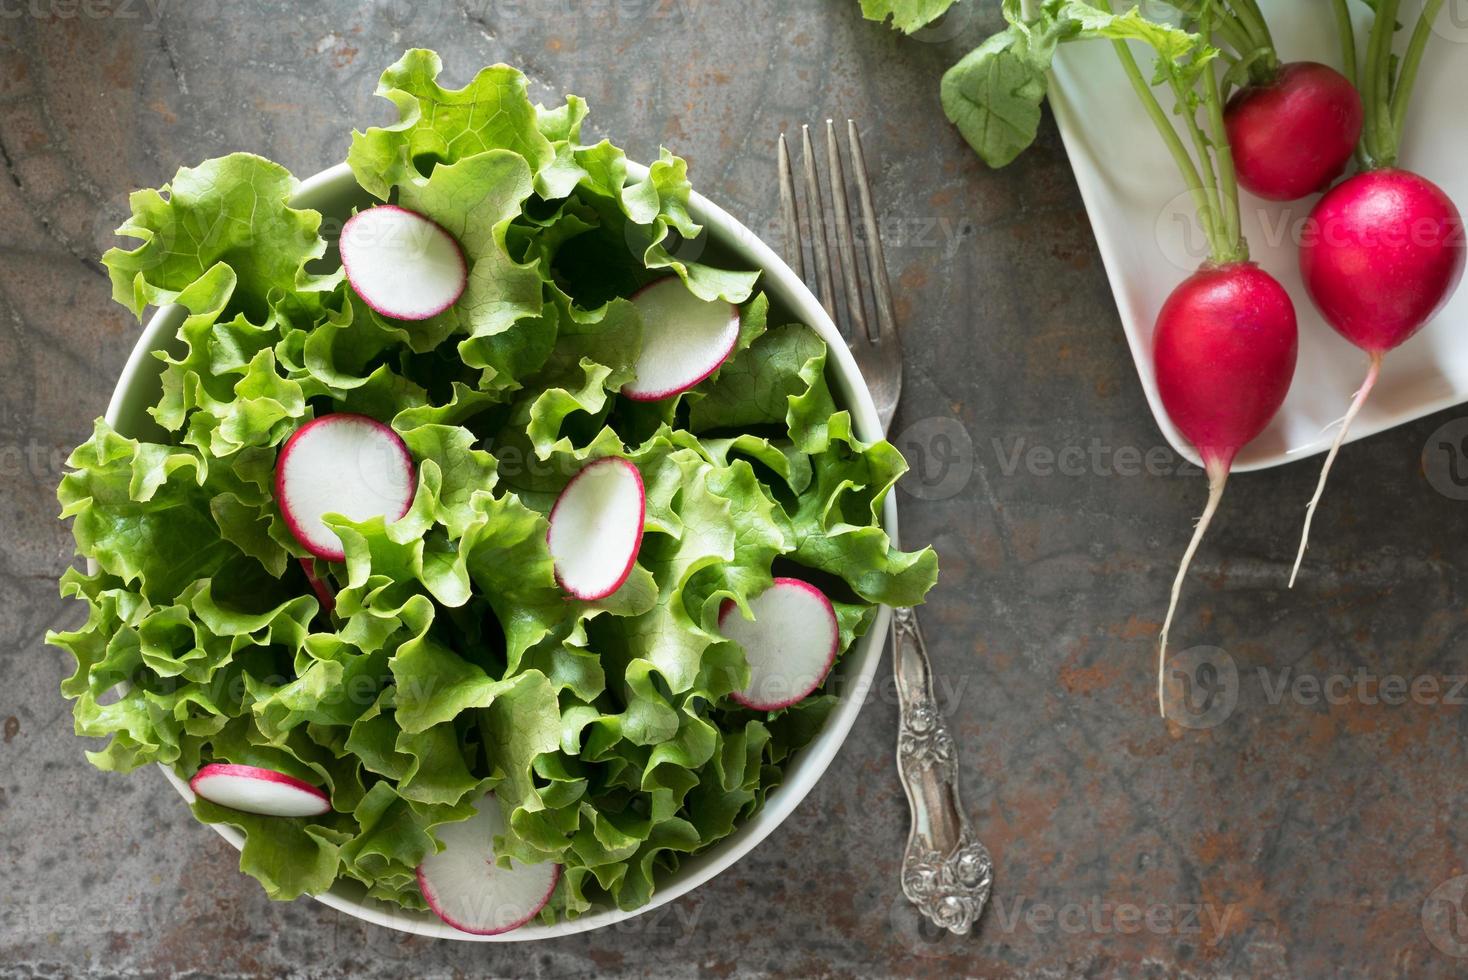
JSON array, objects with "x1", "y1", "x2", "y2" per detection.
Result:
[
  {"x1": 719, "y1": 578, "x2": 840, "y2": 711},
  {"x1": 189, "y1": 763, "x2": 332, "y2": 818},
  {"x1": 417, "y1": 792, "x2": 560, "y2": 936},
  {"x1": 622, "y1": 278, "x2": 741, "y2": 401},
  {"x1": 275, "y1": 414, "x2": 416, "y2": 563},
  {"x1": 547, "y1": 457, "x2": 645, "y2": 601},
  {"x1": 339, "y1": 205, "x2": 466, "y2": 321}
]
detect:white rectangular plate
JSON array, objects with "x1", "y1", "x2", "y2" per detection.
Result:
[{"x1": 1047, "y1": 0, "x2": 1467, "y2": 472}]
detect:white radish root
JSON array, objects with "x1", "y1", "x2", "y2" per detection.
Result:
[
  {"x1": 1158, "y1": 462, "x2": 1229, "y2": 720},
  {"x1": 1289, "y1": 352, "x2": 1384, "y2": 588}
]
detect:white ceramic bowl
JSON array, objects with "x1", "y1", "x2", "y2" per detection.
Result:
[
  {"x1": 102, "y1": 161, "x2": 896, "y2": 941},
  {"x1": 1049, "y1": 0, "x2": 1468, "y2": 472}
]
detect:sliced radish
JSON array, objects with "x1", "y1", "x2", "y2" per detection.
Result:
[
  {"x1": 339, "y1": 205, "x2": 466, "y2": 321},
  {"x1": 299, "y1": 556, "x2": 336, "y2": 616},
  {"x1": 621, "y1": 277, "x2": 741, "y2": 401},
  {"x1": 189, "y1": 763, "x2": 332, "y2": 818},
  {"x1": 274, "y1": 413, "x2": 416, "y2": 563},
  {"x1": 417, "y1": 792, "x2": 560, "y2": 936},
  {"x1": 719, "y1": 578, "x2": 840, "y2": 711},
  {"x1": 547, "y1": 456, "x2": 645, "y2": 600}
]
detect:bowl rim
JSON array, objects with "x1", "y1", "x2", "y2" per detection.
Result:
[{"x1": 105, "y1": 160, "x2": 898, "y2": 941}]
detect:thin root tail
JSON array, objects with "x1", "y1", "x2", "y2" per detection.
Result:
[
  {"x1": 1158, "y1": 463, "x2": 1229, "y2": 720},
  {"x1": 1289, "y1": 353, "x2": 1384, "y2": 588}
]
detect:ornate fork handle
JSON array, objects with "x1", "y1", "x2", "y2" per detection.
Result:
[{"x1": 893, "y1": 606, "x2": 993, "y2": 934}]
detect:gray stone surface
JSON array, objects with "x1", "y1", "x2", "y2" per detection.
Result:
[{"x1": 3, "y1": 1, "x2": 1468, "y2": 977}]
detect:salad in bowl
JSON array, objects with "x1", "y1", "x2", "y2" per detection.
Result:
[{"x1": 48, "y1": 50, "x2": 937, "y2": 937}]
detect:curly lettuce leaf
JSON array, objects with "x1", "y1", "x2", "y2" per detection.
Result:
[
  {"x1": 348, "y1": 50, "x2": 553, "y2": 200},
  {"x1": 102, "y1": 153, "x2": 340, "y2": 323}
]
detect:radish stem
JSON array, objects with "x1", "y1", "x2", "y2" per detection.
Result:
[
  {"x1": 1289, "y1": 352, "x2": 1384, "y2": 588},
  {"x1": 1097, "y1": 0, "x2": 1247, "y2": 264},
  {"x1": 1363, "y1": 0, "x2": 1402, "y2": 167},
  {"x1": 1108, "y1": 32, "x2": 1224, "y2": 260},
  {"x1": 1392, "y1": 0, "x2": 1447, "y2": 147},
  {"x1": 1205, "y1": 0, "x2": 1259, "y2": 61},
  {"x1": 1231, "y1": 0, "x2": 1277, "y2": 63},
  {"x1": 1169, "y1": 72, "x2": 1226, "y2": 252},
  {"x1": 1331, "y1": 0, "x2": 1358, "y2": 87},
  {"x1": 1159, "y1": 460, "x2": 1229, "y2": 719},
  {"x1": 1202, "y1": 51, "x2": 1243, "y2": 254}
]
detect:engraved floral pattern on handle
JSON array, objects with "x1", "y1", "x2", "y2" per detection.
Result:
[{"x1": 893, "y1": 606, "x2": 993, "y2": 935}]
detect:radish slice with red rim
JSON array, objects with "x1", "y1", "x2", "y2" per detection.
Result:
[
  {"x1": 339, "y1": 205, "x2": 466, "y2": 321},
  {"x1": 189, "y1": 763, "x2": 332, "y2": 818},
  {"x1": 547, "y1": 456, "x2": 645, "y2": 600},
  {"x1": 622, "y1": 277, "x2": 741, "y2": 401},
  {"x1": 417, "y1": 792, "x2": 560, "y2": 936},
  {"x1": 275, "y1": 413, "x2": 416, "y2": 563},
  {"x1": 719, "y1": 578, "x2": 840, "y2": 711}
]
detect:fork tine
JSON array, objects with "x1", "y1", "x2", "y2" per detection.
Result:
[
  {"x1": 847, "y1": 120, "x2": 897, "y2": 347},
  {"x1": 777, "y1": 134, "x2": 806, "y2": 282},
  {"x1": 824, "y1": 119, "x2": 870, "y2": 347},
  {"x1": 800, "y1": 124, "x2": 839, "y2": 325}
]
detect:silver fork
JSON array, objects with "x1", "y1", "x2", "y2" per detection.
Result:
[{"x1": 778, "y1": 121, "x2": 993, "y2": 936}]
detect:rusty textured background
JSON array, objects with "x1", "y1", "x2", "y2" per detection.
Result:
[{"x1": 4, "y1": 1, "x2": 1468, "y2": 977}]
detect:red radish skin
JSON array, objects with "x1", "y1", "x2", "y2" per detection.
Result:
[
  {"x1": 274, "y1": 414, "x2": 417, "y2": 563},
  {"x1": 189, "y1": 763, "x2": 332, "y2": 817},
  {"x1": 339, "y1": 205, "x2": 467, "y2": 321},
  {"x1": 547, "y1": 457, "x2": 646, "y2": 601},
  {"x1": 718, "y1": 578, "x2": 840, "y2": 711},
  {"x1": 1153, "y1": 263, "x2": 1298, "y2": 715},
  {"x1": 1225, "y1": 63, "x2": 1364, "y2": 202},
  {"x1": 622, "y1": 279, "x2": 742, "y2": 402},
  {"x1": 299, "y1": 557, "x2": 336, "y2": 616},
  {"x1": 1300, "y1": 170, "x2": 1465, "y2": 353},
  {"x1": 1290, "y1": 169, "x2": 1466, "y2": 582}
]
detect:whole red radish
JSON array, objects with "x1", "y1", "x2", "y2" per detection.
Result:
[
  {"x1": 1154, "y1": 263, "x2": 1298, "y2": 710},
  {"x1": 1225, "y1": 62, "x2": 1363, "y2": 202},
  {"x1": 1300, "y1": 170, "x2": 1464, "y2": 352},
  {"x1": 1290, "y1": 170, "x2": 1465, "y2": 581},
  {"x1": 1288, "y1": 0, "x2": 1467, "y2": 583}
]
